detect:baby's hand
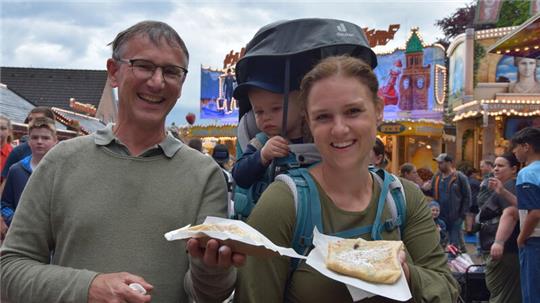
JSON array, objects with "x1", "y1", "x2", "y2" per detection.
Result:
[{"x1": 260, "y1": 136, "x2": 289, "y2": 165}]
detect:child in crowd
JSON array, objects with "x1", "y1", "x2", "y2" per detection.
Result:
[
  {"x1": 1, "y1": 117, "x2": 57, "y2": 226},
  {"x1": 430, "y1": 200, "x2": 447, "y2": 246},
  {"x1": 231, "y1": 75, "x2": 305, "y2": 191}
]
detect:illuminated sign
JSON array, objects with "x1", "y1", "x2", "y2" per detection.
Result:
[{"x1": 378, "y1": 122, "x2": 406, "y2": 134}]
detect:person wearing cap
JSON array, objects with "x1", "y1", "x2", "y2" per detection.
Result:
[
  {"x1": 431, "y1": 153, "x2": 472, "y2": 252},
  {"x1": 231, "y1": 74, "x2": 306, "y2": 192},
  {"x1": 212, "y1": 144, "x2": 234, "y2": 217},
  {"x1": 212, "y1": 143, "x2": 232, "y2": 186}
]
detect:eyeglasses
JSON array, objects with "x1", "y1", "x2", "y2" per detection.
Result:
[{"x1": 116, "y1": 58, "x2": 188, "y2": 85}]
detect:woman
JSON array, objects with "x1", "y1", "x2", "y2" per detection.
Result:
[
  {"x1": 509, "y1": 57, "x2": 540, "y2": 94},
  {"x1": 478, "y1": 152, "x2": 521, "y2": 303},
  {"x1": 0, "y1": 115, "x2": 14, "y2": 180},
  {"x1": 235, "y1": 56, "x2": 458, "y2": 302}
]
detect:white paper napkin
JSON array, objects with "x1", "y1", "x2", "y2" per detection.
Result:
[
  {"x1": 164, "y1": 216, "x2": 307, "y2": 259},
  {"x1": 305, "y1": 228, "x2": 412, "y2": 302}
]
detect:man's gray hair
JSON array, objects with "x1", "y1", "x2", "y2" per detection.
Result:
[{"x1": 109, "y1": 20, "x2": 189, "y2": 61}]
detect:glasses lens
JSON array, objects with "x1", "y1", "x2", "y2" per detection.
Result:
[{"x1": 130, "y1": 59, "x2": 184, "y2": 84}]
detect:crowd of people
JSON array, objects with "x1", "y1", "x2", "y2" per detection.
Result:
[{"x1": 0, "y1": 19, "x2": 539, "y2": 303}]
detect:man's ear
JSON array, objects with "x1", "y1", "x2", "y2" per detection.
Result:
[{"x1": 106, "y1": 58, "x2": 120, "y2": 88}]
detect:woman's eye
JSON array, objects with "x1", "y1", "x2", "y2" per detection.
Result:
[
  {"x1": 346, "y1": 108, "x2": 363, "y2": 115},
  {"x1": 314, "y1": 114, "x2": 329, "y2": 121}
]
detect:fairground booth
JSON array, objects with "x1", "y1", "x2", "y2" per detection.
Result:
[
  {"x1": 448, "y1": 13, "x2": 540, "y2": 166},
  {"x1": 375, "y1": 28, "x2": 447, "y2": 173}
]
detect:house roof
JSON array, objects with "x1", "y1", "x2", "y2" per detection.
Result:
[
  {"x1": 0, "y1": 83, "x2": 67, "y2": 130},
  {"x1": 0, "y1": 66, "x2": 107, "y2": 110}
]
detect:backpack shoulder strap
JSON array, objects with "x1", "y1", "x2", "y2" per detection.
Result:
[
  {"x1": 249, "y1": 132, "x2": 269, "y2": 151},
  {"x1": 369, "y1": 168, "x2": 407, "y2": 239},
  {"x1": 276, "y1": 168, "x2": 322, "y2": 271}
]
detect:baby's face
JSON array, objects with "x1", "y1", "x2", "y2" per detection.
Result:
[
  {"x1": 249, "y1": 88, "x2": 284, "y2": 137},
  {"x1": 430, "y1": 206, "x2": 440, "y2": 219}
]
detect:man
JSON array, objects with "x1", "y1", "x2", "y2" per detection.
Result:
[
  {"x1": 511, "y1": 127, "x2": 540, "y2": 303},
  {"x1": 1, "y1": 21, "x2": 243, "y2": 303},
  {"x1": 1, "y1": 117, "x2": 57, "y2": 226},
  {"x1": 211, "y1": 143, "x2": 234, "y2": 217},
  {"x1": 431, "y1": 153, "x2": 472, "y2": 251}
]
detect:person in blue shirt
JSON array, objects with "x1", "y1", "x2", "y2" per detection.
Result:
[
  {"x1": 511, "y1": 126, "x2": 540, "y2": 303},
  {"x1": 1, "y1": 117, "x2": 57, "y2": 228}
]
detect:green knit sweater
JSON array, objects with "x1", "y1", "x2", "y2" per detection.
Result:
[{"x1": 1, "y1": 133, "x2": 233, "y2": 302}]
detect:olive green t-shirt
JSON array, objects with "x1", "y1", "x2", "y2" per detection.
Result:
[{"x1": 235, "y1": 173, "x2": 459, "y2": 303}]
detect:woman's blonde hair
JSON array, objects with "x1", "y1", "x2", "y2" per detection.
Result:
[
  {"x1": 299, "y1": 55, "x2": 380, "y2": 112},
  {"x1": 0, "y1": 115, "x2": 13, "y2": 144}
]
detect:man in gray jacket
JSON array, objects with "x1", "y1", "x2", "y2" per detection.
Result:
[
  {"x1": 1, "y1": 21, "x2": 244, "y2": 303},
  {"x1": 431, "y1": 153, "x2": 472, "y2": 251}
]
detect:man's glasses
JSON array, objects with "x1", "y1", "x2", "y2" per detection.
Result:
[{"x1": 116, "y1": 58, "x2": 188, "y2": 85}]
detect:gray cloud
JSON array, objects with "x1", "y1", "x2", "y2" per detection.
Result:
[{"x1": 1, "y1": 0, "x2": 470, "y2": 125}]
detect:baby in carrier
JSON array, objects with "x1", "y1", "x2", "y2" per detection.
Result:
[{"x1": 231, "y1": 74, "x2": 308, "y2": 212}]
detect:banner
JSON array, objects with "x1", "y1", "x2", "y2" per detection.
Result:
[
  {"x1": 200, "y1": 67, "x2": 239, "y2": 123},
  {"x1": 475, "y1": 0, "x2": 503, "y2": 24},
  {"x1": 531, "y1": 0, "x2": 540, "y2": 15},
  {"x1": 374, "y1": 44, "x2": 446, "y2": 121}
]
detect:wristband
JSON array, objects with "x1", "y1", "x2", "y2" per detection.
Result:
[{"x1": 494, "y1": 240, "x2": 505, "y2": 246}]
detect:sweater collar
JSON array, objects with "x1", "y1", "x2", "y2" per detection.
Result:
[{"x1": 94, "y1": 124, "x2": 182, "y2": 158}]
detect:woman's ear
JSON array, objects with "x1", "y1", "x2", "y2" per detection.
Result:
[{"x1": 375, "y1": 98, "x2": 384, "y2": 124}]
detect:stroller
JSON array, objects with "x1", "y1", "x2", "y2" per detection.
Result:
[{"x1": 232, "y1": 18, "x2": 378, "y2": 219}]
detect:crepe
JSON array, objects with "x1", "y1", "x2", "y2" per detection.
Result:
[
  {"x1": 326, "y1": 238, "x2": 404, "y2": 284},
  {"x1": 185, "y1": 223, "x2": 263, "y2": 242}
]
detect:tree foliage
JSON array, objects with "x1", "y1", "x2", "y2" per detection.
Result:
[
  {"x1": 434, "y1": 0, "x2": 533, "y2": 48},
  {"x1": 496, "y1": 0, "x2": 531, "y2": 27}
]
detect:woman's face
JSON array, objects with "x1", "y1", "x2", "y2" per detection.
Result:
[
  {"x1": 493, "y1": 157, "x2": 516, "y2": 182},
  {"x1": 517, "y1": 58, "x2": 537, "y2": 79},
  {"x1": 306, "y1": 74, "x2": 383, "y2": 170},
  {"x1": 0, "y1": 118, "x2": 10, "y2": 144}
]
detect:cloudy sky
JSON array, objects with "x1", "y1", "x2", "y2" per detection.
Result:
[{"x1": 1, "y1": 0, "x2": 470, "y2": 126}]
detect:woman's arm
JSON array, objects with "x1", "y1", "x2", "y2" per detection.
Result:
[
  {"x1": 490, "y1": 206, "x2": 518, "y2": 260},
  {"x1": 234, "y1": 181, "x2": 296, "y2": 302}
]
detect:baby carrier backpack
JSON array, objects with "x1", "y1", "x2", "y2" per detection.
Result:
[
  {"x1": 275, "y1": 166, "x2": 408, "y2": 270},
  {"x1": 232, "y1": 18, "x2": 378, "y2": 220}
]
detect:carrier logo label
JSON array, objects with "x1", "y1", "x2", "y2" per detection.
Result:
[{"x1": 336, "y1": 23, "x2": 354, "y2": 37}]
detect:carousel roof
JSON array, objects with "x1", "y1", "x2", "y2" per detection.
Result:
[{"x1": 487, "y1": 13, "x2": 540, "y2": 59}]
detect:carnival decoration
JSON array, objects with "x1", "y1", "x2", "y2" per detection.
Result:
[
  {"x1": 200, "y1": 66, "x2": 239, "y2": 122},
  {"x1": 374, "y1": 28, "x2": 446, "y2": 121},
  {"x1": 185, "y1": 112, "x2": 196, "y2": 125}
]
